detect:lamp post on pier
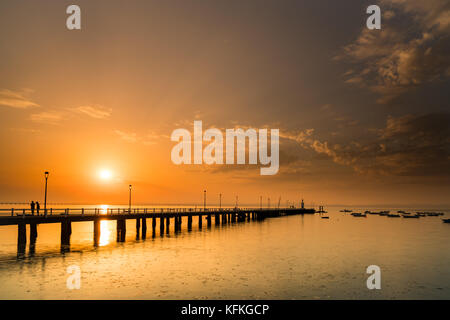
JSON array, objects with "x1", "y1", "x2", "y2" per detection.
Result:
[
  {"x1": 129, "y1": 185, "x2": 132, "y2": 213},
  {"x1": 44, "y1": 171, "x2": 49, "y2": 215},
  {"x1": 219, "y1": 193, "x2": 222, "y2": 210},
  {"x1": 203, "y1": 190, "x2": 206, "y2": 211}
]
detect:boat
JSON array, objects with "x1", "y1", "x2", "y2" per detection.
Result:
[
  {"x1": 403, "y1": 214, "x2": 419, "y2": 219},
  {"x1": 321, "y1": 216, "x2": 329, "y2": 219},
  {"x1": 397, "y1": 210, "x2": 406, "y2": 214},
  {"x1": 364, "y1": 210, "x2": 371, "y2": 214},
  {"x1": 387, "y1": 213, "x2": 401, "y2": 218},
  {"x1": 443, "y1": 219, "x2": 450, "y2": 223},
  {"x1": 426, "y1": 212, "x2": 439, "y2": 217},
  {"x1": 417, "y1": 213, "x2": 426, "y2": 217},
  {"x1": 340, "y1": 209, "x2": 352, "y2": 213},
  {"x1": 378, "y1": 212, "x2": 388, "y2": 216},
  {"x1": 351, "y1": 212, "x2": 366, "y2": 217}
]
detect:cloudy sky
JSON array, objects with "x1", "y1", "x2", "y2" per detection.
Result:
[{"x1": 0, "y1": 0, "x2": 449, "y2": 206}]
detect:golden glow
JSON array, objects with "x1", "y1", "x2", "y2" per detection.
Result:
[
  {"x1": 100, "y1": 204, "x2": 108, "y2": 215},
  {"x1": 99, "y1": 220, "x2": 112, "y2": 246},
  {"x1": 98, "y1": 169, "x2": 112, "y2": 181}
]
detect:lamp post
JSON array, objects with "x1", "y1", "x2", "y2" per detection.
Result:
[
  {"x1": 219, "y1": 193, "x2": 222, "y2": 210},
  {"x1": 203, "y1": 190, "x2": 206, "y2": 211},
  {"x1": 260, "y1": 196, "x2": 262, "y2": 210},
  {"x1": 44, "y1": 171, "x2": 49, "y2": 215},
  {"x1": 128, "y1": 185, "x2": 132, "y2": 213}
]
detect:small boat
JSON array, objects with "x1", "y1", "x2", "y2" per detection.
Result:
[
  {"x1": 340, "y1": 209, "x2": 352, "y2": 213},
  {"x1": 403, "y1": 214, "x2": 419, "y2": 219},
  {"x1": 387, "y1": 213, "x2": 401, "y2": 218},
  {"x1": 442, "y1": 219, "x2": 450, "y2": 223},
  {"x1": 321, "y1": 216, "x2": 329, "y2": 219},
  {"x1": 378, "y1": 212, "x2": 388, "y2": 216},
  {"x1": 427, "y1": 212, "x2": 439, "y2": 217},
  {"x1": 351, "y1": 212, "x2": 366, "y2": 217},
  {"x1": 397, "y1": 210, "x2": 406, "y2": 214}
]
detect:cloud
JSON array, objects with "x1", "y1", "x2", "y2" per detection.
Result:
[
  {"x1": 114, "y1": 130, "x2": 138, "y2": 143},
  {"x1": 285, "y1": 113, "x2": 450, "y2": 177},
  {"x1": 337, "y1": 0, "x2": 450, "y2": 103},
  {"x1": 0, "y1": 89, "x2": 39, "y2": 109},
  {"x1": 30, "y1": 112, "x2": 63, "y2": 124},
  {"x1": 74, "y1": 105, "x2": 112, "y2": 119}
]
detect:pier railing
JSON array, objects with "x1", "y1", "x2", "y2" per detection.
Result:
[{"x1": 0, "y1": 207, "x2": 294, "y2": 217}]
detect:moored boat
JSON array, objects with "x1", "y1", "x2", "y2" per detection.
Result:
[
  {"x1": 387, "y1": 213, "x2": 401, "y2": 218},
  {"x1": 351, "y1": 212, "x2": 366, "y2": 217}
]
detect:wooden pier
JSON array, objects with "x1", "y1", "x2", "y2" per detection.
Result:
[{"x1": 0, "y1": 207, "x2": 315, "y2": 256}]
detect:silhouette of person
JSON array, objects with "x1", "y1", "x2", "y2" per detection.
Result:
[
  {"x1": 30, "y1": 201, "x2": 35, "y2": 215},
  {"x1": 36, "y1": 201, "x2": 40, "y2": 216}
]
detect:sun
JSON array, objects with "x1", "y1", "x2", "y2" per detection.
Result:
[{"x1": 98, "y1": 169, "x2": 113, "y2": 180}]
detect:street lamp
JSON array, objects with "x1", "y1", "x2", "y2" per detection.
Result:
[
  {"x1": 44, "y1": 171, "x2": 49, "y2": 215},
  {"x1": 219, "y1": 193, "x2": 222, "y2": 210},
  {"x1": 129, "y1": 185, "x2": 132, "y2": 213},
  {"x1": 203, "y1": 190, "x2": 206, "y2": 211}
]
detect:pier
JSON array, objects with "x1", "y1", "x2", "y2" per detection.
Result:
[{"x1": 0, "y1": 206, "x2": 315, "y2": 256}]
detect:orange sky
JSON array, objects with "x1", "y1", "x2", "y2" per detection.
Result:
[{"x1": 0, "y1": 1, "x2": 449, "y2": 206}]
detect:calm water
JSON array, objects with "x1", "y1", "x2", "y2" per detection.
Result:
[{"x1": 0, "y1": 205, "x2": 449, "y2": 299}]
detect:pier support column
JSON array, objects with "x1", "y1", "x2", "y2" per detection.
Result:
[
  {"x1": 136, "y1": 218, "x2": 141, "y2": 239},
  {"x1": 215, "y1": 214, "x2": 220, "y2": 225},
  {"x1": 166, "y1": 216, "x2": 170, "y2": 234},
  {"x1": 222, "y1": 213, "x2": 227, "y2": 224},
  {"x1": 160, "y1": 216, "x2": 164, "y2": 235},
  {"x1": 198, "y1": 214, "x2": 202, "y2": 229},
  {"x1": 174, "y1": 215, "x2": 179, "y2": 233},
  {"x1": 30, "y1": 223, "x2": 38, "y2": 242},
  {"x1": 116, "y1": 219, "x2": 126, "y2": 242},
  {"x1": 29, "y1": 222, "x2": 38, "y2": 255},
  {"x1": 176, "y1": 215, "x2": 182, "y2": 232},
  {"x1": 17, "y1": 222, "x2": 27, "y2": 258},
  {"x1": 142, "y1": 218, "x2": 147, "y2": 239},
  {"x1": 61, "y1": 220, "x2": 72, "y2": 251},
  {"x1": 188, "y1": 214, "x2": 192, "y2": 231},
  {"x1": 207, "y1": 214, "x2": 212, "y2": 228},
  {"x1": 93, "y1": 220, "x2": 100, "y2": 246}
]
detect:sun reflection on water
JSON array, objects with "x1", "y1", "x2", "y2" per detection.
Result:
[{"x1": 99, "y1": 220, "x2": 111, "y2": 246}]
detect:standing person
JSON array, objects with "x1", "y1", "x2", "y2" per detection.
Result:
[
  {"x1": 36, "y1": 201, "x2": 40, "y2": 216},
  {"x1": 30, "y1": 201, "x2": 35, "y2": 215}
]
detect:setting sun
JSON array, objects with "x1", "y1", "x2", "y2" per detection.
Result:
[{"x1": 98, "y1": 169, "x2": 112, "y2": 181}]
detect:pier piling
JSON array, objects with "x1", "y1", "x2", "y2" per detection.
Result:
[{"x1": 93, "y1": 219, "x2": 100, "y2": 246}]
